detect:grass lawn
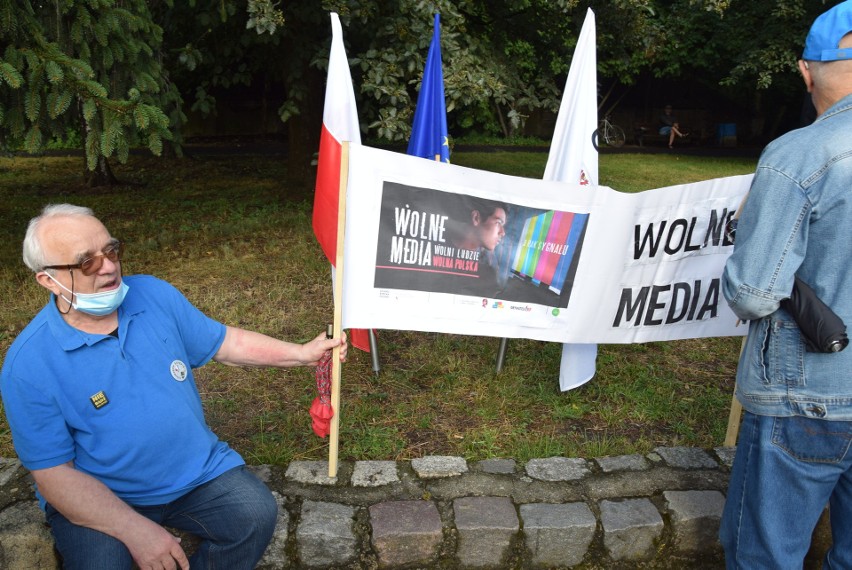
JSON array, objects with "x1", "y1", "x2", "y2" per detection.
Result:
[{"x1": 0, "y1": 149, "x2": 757, "y2": 465}]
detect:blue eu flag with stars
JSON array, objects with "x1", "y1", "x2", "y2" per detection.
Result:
[{"x1": 407, "y1": 14, "x2": 450, "y2": 163}]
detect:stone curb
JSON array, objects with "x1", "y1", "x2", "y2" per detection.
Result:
[{"x1": 0, "y1": 447, "x2": 734, "y2": 569}]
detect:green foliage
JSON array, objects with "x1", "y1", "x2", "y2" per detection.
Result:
[
  {"x1": 44, "y1": 60, "x2": 63, "y2": 83},
  {"x1": 133, "y1": 105, "x2": 150, "y2": 130},
  {"x1": 24, "y1": 124, "x2": 41, "y2": 150},
  {"x1": 336, "y1": 1, "x2": 570, "y2": 141},
  {"x1": 647, "y1": 0, "x2": 823, "y2": 93},
  {"x1": 44, "y1": 126, "x2": 82, "y2": 149},
  {"x1": 0, "y1": 0, "x2": 828, "y2": 178},
  {"x1": 0, "y1": 62, "x2": 22, "y2": 88},
  {"x1": 246, "y1": 0, "x2": 285, "y2": 35},
  {"x1": 23, "y1": 86, "x2": 40, "y2": 122},
  {"x1": 46, "y1": 93, "x2": 73, "y2": 124},
  {"x1": 454, "y1": 133, "x2": 548, "y2": 147},
  {"x1": 316, "y1": 0, "x2": 807, "y2": 142},
  {"x1": 0, "y1": 0, "x2": 177, "y2": 169},
  {"x1": 152, "y1": 0, "x2": 286, "y2": 136}
]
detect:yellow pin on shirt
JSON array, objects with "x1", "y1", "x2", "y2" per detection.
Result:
[{"x1": 90, "y1": 391, "x2": 109, "y2": 409}]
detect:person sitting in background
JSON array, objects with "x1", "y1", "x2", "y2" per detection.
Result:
[
  {"x1": 659, "y1": 104, "x2": 688, "y2": 148},
  {"x1": 0, "y1": 203, "x2": 347, "y2": 570}
]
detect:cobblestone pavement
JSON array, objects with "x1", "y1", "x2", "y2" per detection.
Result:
[
  {"x1": 0, "y1": 447, "x2": 834, "y2": 569},
  {"x1": 0, "y1": 447, "x2": 735, "y2": 569}
]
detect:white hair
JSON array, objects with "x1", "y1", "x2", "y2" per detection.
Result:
[{"x1": 22, "y1": 204, "x2": 95, "y2": 272}]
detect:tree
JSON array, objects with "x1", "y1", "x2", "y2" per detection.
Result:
[
  {"x1": 331, "y1": 0, "x2": 676, "y2": 141},
  {"x1": 0, "y1": 0, "x2": 829, "y2": 190},
  {"x1": 327, "y1": 0, "x2": 579, "y2": 141},
  {"x1": 633, "y1": 0, "x2": 832, "y2": 140},
  {"x1": 150, "y1": 1, "x2": 331, "y2": 187},
  {"x1": 0, "y1": 0, "x2": 178, "y2": 186}
]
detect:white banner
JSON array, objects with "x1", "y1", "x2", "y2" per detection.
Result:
[{"x1": 341, "y1": 144, "x2": 751, "y2": 344}]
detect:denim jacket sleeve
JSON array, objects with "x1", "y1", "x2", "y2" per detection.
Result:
[{"x1": 722, "y1": 164, "x2": 812, "y2": 321}]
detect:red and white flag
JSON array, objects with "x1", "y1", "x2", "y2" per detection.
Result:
[
  {"x1": 543, "y1": 8, "x2": 599, "y2": 391},
  {"x1": 313, "y1": 12, "x2": 371, "y2": 352}
]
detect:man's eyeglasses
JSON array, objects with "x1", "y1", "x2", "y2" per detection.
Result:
[{"x1": 43, "y1": 241, "x2": 124, "y2": 276}]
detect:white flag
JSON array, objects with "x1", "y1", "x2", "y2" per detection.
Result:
[{"x1": 543, "y1": 8, "x2": 599, "y2": 391}]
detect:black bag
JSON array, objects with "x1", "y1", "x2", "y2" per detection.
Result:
[
  {"x1": 781, "y1": 276, "x2": 848, "y2": 353},
  {"x1": 726, "y1": 218, "x2": 847, "y2": 353}
]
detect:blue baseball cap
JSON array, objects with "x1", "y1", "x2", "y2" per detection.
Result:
[{"x1": 803, "y1": 0, "x2": 852, "y2": 61}]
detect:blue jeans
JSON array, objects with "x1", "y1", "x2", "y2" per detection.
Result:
[
  {"x1": 46, "y1": 466, "x2": 278, "y2": 570},
  {"x1": 720, "y1": 411, "x2": 852, "y2": 569}
]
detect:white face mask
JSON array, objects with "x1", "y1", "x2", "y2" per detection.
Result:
[{"x1": 45, "y1": 273, "x2": 130, "y2": 316}]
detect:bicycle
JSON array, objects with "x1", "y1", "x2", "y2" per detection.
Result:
[{"x1": 593, "y1": 115, "x2": 626, "y2": 149}]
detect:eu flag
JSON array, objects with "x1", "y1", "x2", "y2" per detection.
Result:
[{"x1": 407, "y1": 14, "x2": 450, "y2": 162}]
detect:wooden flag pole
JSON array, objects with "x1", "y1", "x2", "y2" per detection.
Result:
[
  {"x1": 724, "y1": 335, "x2": 748, "y2": 446},
  {"x1": 328, "y1": 142, "x2": 350, "y2": 478},
  {"x1": 723, "y1": 193, "x2": 750, "y2": 448},
  {"x1": 724, "y1": 388, "x2": 743, "y2": 447}
]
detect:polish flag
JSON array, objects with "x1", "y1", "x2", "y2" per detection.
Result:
[{"x1": 313, "y1": 13, "x2": 370, "y2": 352}]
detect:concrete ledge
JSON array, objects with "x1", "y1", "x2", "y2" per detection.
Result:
[{"x1": 0, "y1": 448, "x2": 736, "y2": 569}]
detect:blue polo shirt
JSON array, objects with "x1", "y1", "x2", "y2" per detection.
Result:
[{"x1": 0, "y1": 275, "x2": 244, "y2": 506}]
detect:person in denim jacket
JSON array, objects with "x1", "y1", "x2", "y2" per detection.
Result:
[{"x1": 719, "y1": 2, "x2": 852, "y2": 567}]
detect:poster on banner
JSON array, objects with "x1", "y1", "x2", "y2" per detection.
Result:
[
  {"x1": 341, "y1": 144, "x2": 752, "y2": 345},
  {"x1": 373, "y1": 182, "x2": 589, "y2": 308}
]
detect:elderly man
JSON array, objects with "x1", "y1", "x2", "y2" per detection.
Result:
[
  {"x1": 0, "y1": 203, "x2": 347, "y2": 570},
  {"x1": 720, "y1": 2, "x2": 852, "y2": 568}
]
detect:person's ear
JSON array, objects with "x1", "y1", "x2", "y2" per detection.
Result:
[
  {"x1": 798, "y1": 60, "x2": 814, "y2": 92},
  {"x1": 471, "y1": 210, "x2": 482, "y2": 226},
  {"x1": 35, "y1": 272, "x2": 61, "y2": 296}
]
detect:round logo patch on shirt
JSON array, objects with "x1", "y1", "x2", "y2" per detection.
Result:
[{"x1": 170, "y1": 360, "x2": 188, "y2": 382}]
